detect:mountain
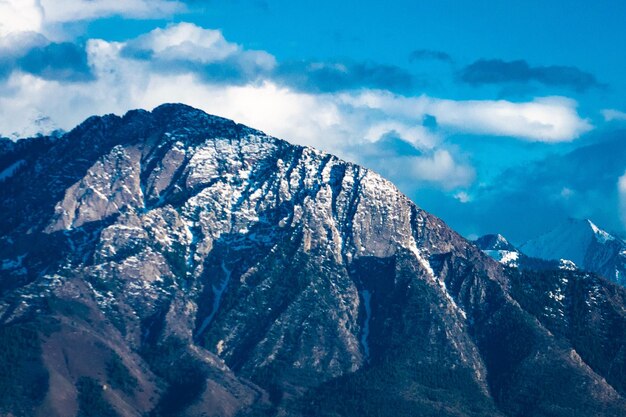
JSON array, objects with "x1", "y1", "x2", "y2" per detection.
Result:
[
  {"x1": 520, "y1": 218, "x2": 626, "y2": 285},
  {"x1": 1, "y1": 104, "x2": 626, "y2": 417},
  {"x1": 473, "y1": 234, "x2": 578, "y2": 272},
  {"x1": 472, "y1": 234, "x2": 520, "y2": 267}
]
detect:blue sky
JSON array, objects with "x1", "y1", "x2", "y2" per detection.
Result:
[{"x1": 1, "y1": 0, "x2": 625, "y2": 242}]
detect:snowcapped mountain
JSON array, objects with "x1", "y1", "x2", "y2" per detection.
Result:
[
  {"x1": 473, "y1": 234, "x2": 520, "y2": 267},
  {"x1": 1, "y1": 104, "x2": 626, "y2": 417},
  {"x1": 520, "y1": 218, "x2": 626, "y2": 285},
  {"x1": 473, "y1": 233, "x2": 579, "y2": 272}
]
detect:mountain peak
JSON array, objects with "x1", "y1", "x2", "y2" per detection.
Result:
[
  {"x1": 473, "y1": 233, "x2": 516, "y2": 251},
  {"x1": 520, "y1": 217, "x2": 625, "y2": 283},
  {"x1": 584, "y1": 218, "x2": 615, "y2": 243},
  {"x1": 149, "y1": 103, "x2": 264, "y2": 136},
  {"x1": 58, "y1": 104, "x2": 270, "y2": 160},
  {"x1": 554, "y1": 218, "x2": 616, "y2": 246},
  {"x1": 150, "y1": 102, "x2": 231, "y2": 124},
  {"x1": 520, "y1": 218, "x2": 597, "y2": 266},
  {"x1": 152, "y1": 102, "x2": 203, "y2": 114},
  {"x1": 473, "y1": 233, "x2": 520, "y2": 267}
]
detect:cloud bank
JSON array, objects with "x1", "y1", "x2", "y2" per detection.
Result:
[{"x1": 0, "y1": 19, "x2": 594, "y2": 192}]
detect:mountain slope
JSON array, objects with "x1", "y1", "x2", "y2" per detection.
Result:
[
  {"x1": 520, "y1": 218, "x2": 626, "y2": 285},
  {"x1": 1, "y1": 104, "x2": 626, "y2": 417}
]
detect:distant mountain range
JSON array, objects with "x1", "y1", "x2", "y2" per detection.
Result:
[
  {"x1": 1, "y1": 104, "x2": 626, "y2": 417},
  {"x1": 475, "y1": 218, "x2": 626, "y2": 286}
]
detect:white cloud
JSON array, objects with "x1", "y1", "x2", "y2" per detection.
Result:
[
  {"x1": 0, "y1": 22, "x2": 595, "y2": 191},
  {"x1": 139, "y1": 77, "x2": 345, "y2": 151},
  {"x1": 363, "y1": 121, "x2": 438, "y2": 150},
  {"x1": 619, "y1": 171, "x2": 626, "y2": 227},
  {"x1": 427, "y1": 97, "x2": 591, "y2": 142},
  {"x1": 602, "y1": 109, "x2": 626, "y2": 122},
  {"x1": 349, "y1": 145, "x2": 474, "y2": 190},
  {"x1": 0, "y1": 0, "x2": 44, "y2": 36},
  {"x1": 127, "y1": 23, "x2": 239, "y2": 63},
  {"x1": 40, "y1": 0, "x2": 184, "y2": 23},
  {"x1": 0, "y1": 0, "x2": 183, "y2": 38},
  {"x1": 123, "y1": 23, "x2": 276, "y2": 78},
  {"x1": 408, "y1": 150, "x2": 475, "y2": 188},
  {"x1": 560, "y1": 187, "x2": 574, "y2": 199},
  {"x1": 342, "y1": 92, "x2": 591, "y2": 142},
  {"x1": 454, "y1": 191, "x2": 471, "y2": 203},
  {"x1": 0, "y1": 41, "x2": 471, "y2": 189},
  {"x1": 0, "y1": 30, "x2": 46, "y2": 56}
]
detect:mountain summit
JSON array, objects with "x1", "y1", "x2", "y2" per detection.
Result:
[
  {"x1": 1, "y1": 104, "x2": 626, "y2": 417},
  {"x1": 520, "y1": 218, "x2": 626, "y2": 285},
  {"x1": 473, "y1": 234, "x2": 520, "y2": 267}
]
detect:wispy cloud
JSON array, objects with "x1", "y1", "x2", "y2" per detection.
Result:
[
  {"x1": 409, "y1": 49, "x2": 453, "y2": 63},
  {"x1": 459, "y1": 59, "x2": 603, "y2": 92},
  {"x1": 603, "y1": 109, "x2": 626, "y2": 122}
]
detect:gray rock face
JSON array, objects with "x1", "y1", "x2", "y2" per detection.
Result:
[{"x1": 1, "y1": 104, "x2": 626, "y2": 417}]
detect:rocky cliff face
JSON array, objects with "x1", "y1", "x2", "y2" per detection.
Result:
[{"x1": 1, "y1": 104, "x2": 625, "y2": 417}]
